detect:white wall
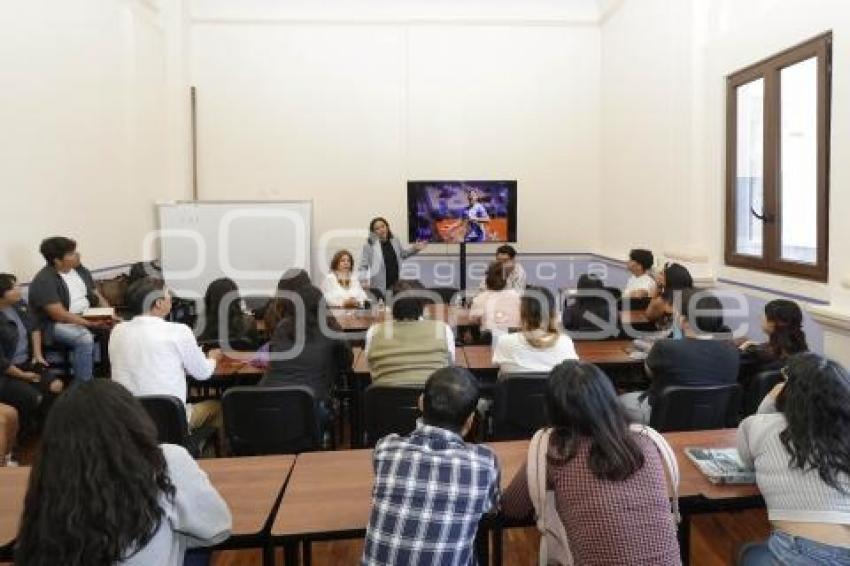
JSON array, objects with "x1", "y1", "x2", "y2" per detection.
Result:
[
  {"x1": 601, "y1": 0, "x2": 850, "y2": 303},
  {"x1": 0, "y1": 0, "x2": 186, "y2": 281},
  {"x1": 187, "y1": 0, "x2": 602, "y2": 261}
]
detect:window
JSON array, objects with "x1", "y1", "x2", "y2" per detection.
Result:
[{"x1": 725, "y1": 33, "x2": 831, "y2": 281}]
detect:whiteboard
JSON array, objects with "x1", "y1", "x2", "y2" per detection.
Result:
[{"x1": 157, "y1": 201, "x2": 312, "y2": 300}]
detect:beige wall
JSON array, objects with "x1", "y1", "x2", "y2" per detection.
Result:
[
  {"x1": 187, "y1": 0, "x2": 602, "y2": 257},
  {"x1": 0, "y1": 0, "x2": 187, "y2": 281}
]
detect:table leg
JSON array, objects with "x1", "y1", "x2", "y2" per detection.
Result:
[
  {"x1": 262, "y1": 542, "x2": 275, "y2": 566},
  {"x1": 491, "y1": 525, "x2": 503, "y2": 566},
  {"x1": 475, "y1": 528, "x2": 490, "y2": 566},
  {"x1": 679, "y1": 513, "x2": 691, "y2": 565},
  {"x1": 283, "y1": 540, "x2": 299, "y2": 566},
  {"x1": 302, "y1": 540, "x2": 312, "y2": 566}
]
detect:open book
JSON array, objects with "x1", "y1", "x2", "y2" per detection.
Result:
[
  {"x1": 82, "y1": 307, "x2": 115, "y2": 320},
  {"x1": 684, "y1": 447, "x2": 756, "y2": 485}
]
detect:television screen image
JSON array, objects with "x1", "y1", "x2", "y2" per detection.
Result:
[{"x1": 407, "y1": 181, "x2": 517, "y2": 244}]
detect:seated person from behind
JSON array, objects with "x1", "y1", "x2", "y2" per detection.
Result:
[
  {"x1": 259, "y1": 285, "x2": 352, "y2": 421},
  {"x1": 737, "y1": 354, "x2": 850, "y2": 565},
  {"x1": 493, "y1": 286, "x2": 578, "y2": 376},
  {"x1": 623, "y1": 248, "x2": 657, "y2": 300},
  {"x1": 0, "y1": 274, "x2": 63, "y2": 428},
  {"x1": 644, "y1": 262, "x2": 694, "y2": 331},
  {"x1": 501, "y1": 361, "x2": 681, "y2": 565},
  {"x1": 477, "y1": 244, "x2": 527, "y2": 293},
  {"x1": 562, "y1": 273, "x2": 615, "y2": 336},
  {"x1": 14, "y1": 379, "x2": 231, "y2": 566},
  {"x1": 739, "y1": 299, "x2": 808, "y2": 373},
  {"x1": 365, "y1": 279, "x2": 455, "y2": 387},
  {"x1": 321, "y1": 250, "x2": 368, "y2": 308},
  {"x1": 199, "y1": 277, "x2": 260, "y2": 350},
  {"x1": 27, "y1": 236, "x2": 110, "y2": 383},
  {"x1": 362, "y1": 367, "x2": 500, "y2": 566},
  {"x1": 109, "y1": 277, "x2": 224, "y2": 435},
  {"x1": 619, "y1": 288, "x2": 740, "y2": 424},
  {"x1": 470, "y1": 262, "x2": 521, "y2": 336}
]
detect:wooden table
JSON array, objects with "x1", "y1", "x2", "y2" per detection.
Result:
[
  {"x1": 271, "y1": 442, "x2": 527, "y2": 547},
  {"x1": 462, "y1": 339, "x2": 640, "y2": 370},
  {"x1": 332, "y1": 305, "x2": 476, "y2": 333},
  {"x1": 0, "y1": 455, "x2": 295, "y2": 561},
  {"x1": 271, "y1": 430, "x2": 762, "y2": 566}
]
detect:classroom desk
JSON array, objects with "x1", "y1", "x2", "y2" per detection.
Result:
[
  {"x1": 332, "y1": 305, "x2": 476, "y2": 333},
  {"x1": 271, "y1": 430, "x2": 759, "y2": 566},
  {"x1": 461, "y1": 339, "x2": 640, "y2": 370},
  {"x1": 0, "y1": 455, "x2": 296, "y2": 563}
]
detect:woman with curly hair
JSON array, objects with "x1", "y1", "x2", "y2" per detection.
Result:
[
  {"x1": 15, "y1": 379, "x2": 231, "y2": 565},
  {"x1": 738, "y1": 353, "x2": 850, "y2": 564}
]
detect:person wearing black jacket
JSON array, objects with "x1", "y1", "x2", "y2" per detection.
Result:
[
  {"x1": 259, "y1": 285, "x2": 352, "y2": 425},
  {"x1": 26, "y1": 237, "x2": 110, "y2": 382},
  {"x1": 0, "y1": 274, "x2": 63, "y2": 426}
]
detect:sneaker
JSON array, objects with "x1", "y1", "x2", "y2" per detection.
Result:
[{"x1": 4, "y1": 453, "x2": 19, "y2": 467}]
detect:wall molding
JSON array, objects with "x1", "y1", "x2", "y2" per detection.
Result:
[
  {"x1": 808, "y1": 305, "x2": 850, "y2": 332},
  {"x1": 190, "y1": 17, "x2": 600, "y2": 28}
]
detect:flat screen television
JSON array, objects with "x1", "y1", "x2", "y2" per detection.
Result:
[{"x1": 407, "y1": 180, "x2": 517, "y2": 244}]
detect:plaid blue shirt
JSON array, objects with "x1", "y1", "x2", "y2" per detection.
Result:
[{"x1": 361, "y1": 423, "x2": 500, "y2": 566}]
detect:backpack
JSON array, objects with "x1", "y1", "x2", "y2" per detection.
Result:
[{"x1": 527, "y1": 424, "x2": 680, "y2": 566}]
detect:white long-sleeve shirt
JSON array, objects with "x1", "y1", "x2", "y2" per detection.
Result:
[
  {"x1": 109, "y1": 316, "x2": 216, "y2": 421},
  {"x1": 120, "y1": 444, "x2": 232, "y2": 565},
  {"x1": 320, "y1": 273, "x2": 369, "y2": 307}
]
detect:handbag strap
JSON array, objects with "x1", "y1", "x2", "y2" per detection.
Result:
[
  {"x1": 630, "y1": 424, "x2": 681, "y2": 523},
  {"x1": 527, "y1": 427, "x2": 553, "y2": 532}
]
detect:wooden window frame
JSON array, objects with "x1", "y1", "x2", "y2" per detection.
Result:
[{"x1": 725, "y1": 32, "x2": 831, "y2": 281}]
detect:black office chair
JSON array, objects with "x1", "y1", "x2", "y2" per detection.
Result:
[
  {"x1": 363, "y1": 385, "x2": 422, "y2": 447},
  {"x1": 490, "y1": 372, "x2": 549, "y2": 440},
  {"x1": 650, "y1": 384, "x2": 742, "y2": 432},
  {"x1": 222, "y1": 386, "x2": 321, "y2": 455},
  {"x1": 138, "y1": 395, "x2": 215, "y2": 458},
  {"x1": 742, "y1": 369, "x2": 784, "y2": 417}
]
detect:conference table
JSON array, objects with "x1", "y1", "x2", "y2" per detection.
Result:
[
  {"x1": 0, "y1": 455, "x2": 295, "y2": 564},
  {"x1": 271, "y1": 429, "x2": 762, "y2": 566}
]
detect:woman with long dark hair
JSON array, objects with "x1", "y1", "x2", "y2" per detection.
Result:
[
  {"x1": 738, "y1": 353, "x2": 850, "y2": 564},
  {"x1": 15, "y1": 380, "x2": 231, "y2": 565},
  {"x1": 260, "y1": 285, "x2": 352, "y2": 412},
  {"x1": 200, "y1": 277, "x2": 258, "y2": 350},
  {"x1": 645, "y1": 263, "x2": 694, "y2": 330},
  {"x1": 740, "y1": 299, "x2": 809, "y2": 369},
  {"x1": 493, "y1": 286, "x2": 577, "y2": 375},
  {"x1": 502, "y1": 361, "x2": 680, "y2": 565}
]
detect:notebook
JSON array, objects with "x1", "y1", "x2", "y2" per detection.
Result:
[
  {"x1": 684, "y1": 447, "x2": 756, "y2": 485},
  {"x1": 82, "y1": 307, "x2": 115, "y2": 320}
]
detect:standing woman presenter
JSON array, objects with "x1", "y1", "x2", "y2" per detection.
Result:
[{"x1": 358, "y1": 217, "x2": 427, "y2": 297}]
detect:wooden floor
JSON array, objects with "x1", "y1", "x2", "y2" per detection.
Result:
[{"x1": 212, "y1": 509, "x2": 769, "y2": 566}]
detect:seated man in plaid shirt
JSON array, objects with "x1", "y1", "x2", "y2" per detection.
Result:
[{"x1": 362, "y1": 367, "x2": 500, "y2": 566}]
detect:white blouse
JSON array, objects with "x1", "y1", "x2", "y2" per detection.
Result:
[{"x1": 320, "y1": 272, "x2": 369, "y2": 307}]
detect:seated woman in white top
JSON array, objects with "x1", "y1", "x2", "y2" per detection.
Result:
[
  {"x1": 623, "y1": 248, "x2": 657, "y2": 299},
  {"x1": 492, "y1": 286, "x2": 578, "y2": 376},
  {"x1": 737, "y1": 353, "x2": 850, "y2": 565},
  {"x1": 321, "y1": 250, "x2": 368, "y2": 308},
  {"x1": 15, "y1": 379, "x2": 231, "y2": 566},
  {"x1": 470, "y1": 262, "x2": 521, "y2": 335}
]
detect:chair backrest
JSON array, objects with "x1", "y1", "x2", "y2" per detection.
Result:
[
  {"x1": 222, "y1": 386, "x2": 321, "y2": 455},
  {"x1": 743, "y1": 369, "x2": 784, "y2": 417},
  {"x1": 650, "y1": 384, "x2": 742, "y2": 432},
  {"x1": 364, "y1": 385, "x2": 422, "y2": 446},
  {"x1": 492, "y1": 373, "x2": 550, "y2": 440},
  {"x1": 138, "y1": 395, "x2": 191, "y2": 448}
]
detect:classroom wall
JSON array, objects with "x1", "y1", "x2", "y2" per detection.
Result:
[
  {"x1": 185, "y1": 0, "x2": 603, "y2": 259},
  {"x1": 600, "y1": 0, "x2": 850, "y2": 360},
  {"x1": 0, "y1": 0, "x2": 187, "y2": 281}
]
